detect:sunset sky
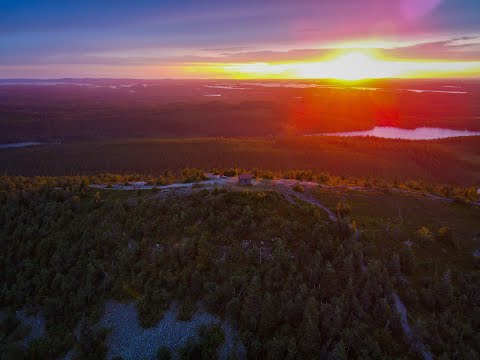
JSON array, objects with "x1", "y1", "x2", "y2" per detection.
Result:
[{"x1": 1, "y1": 0, "x2": 480, "y2": 79}]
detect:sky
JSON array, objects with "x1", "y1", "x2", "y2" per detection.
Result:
[{"x1": 1, "y1": 0, "x2": 480, "y2": 79}]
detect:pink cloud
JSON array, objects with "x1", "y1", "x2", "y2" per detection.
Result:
[{"x1": 400, "y1": 0, "x2": 443, "y2": 21}]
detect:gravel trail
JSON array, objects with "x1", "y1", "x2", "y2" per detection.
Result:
[
  {"x1": 99, "y1": 301, "x2": 244, "y2": 360},
  {"x1": 0, "y1": 310, "x2": 46, "y2": 349}
]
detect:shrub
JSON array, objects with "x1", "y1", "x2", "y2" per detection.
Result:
[
  {"x1": 27, "y1": 339, "x2": 51, "y2": 359},
  {"x1": 157, "y1": 346, "x2": 172, "y2": 360},
  {"x1": 453, "y1": 196, "x2": 467, "y2": 205},
  {"x1": 198, "y1": 324, "x2": 225, "y2": 359},
  {"x1": 261, "y1": 171, "x2": 274, "y2": 180},
  {"x1": 293, "y1": 184, "x2": 304, "y2": 193},
  {"x1": 416, "y1": 226, "x2": 433, "y2": 242},
  {"x1": 182, "y1": 168, "x2": 207, "y2": 183},
  {"x1": 177, "y1": 298, "x2": 197, "y2": 321},
  {"x1": 436, "y1": 227, "x2": 459, "y2": 249},
  {"x1": 223, "y1": 169, "x2": 237, "y2": 177},
  {"x1": 473, "y1": 250, "x2": 480, "y2": 269},
  {"x1": 335, "y1": 202, "x2": 351, "y2": 217}
]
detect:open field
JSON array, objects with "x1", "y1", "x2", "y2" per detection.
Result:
[{"x1": 0, "y1": 136, "x2": 479, "y2": 185}]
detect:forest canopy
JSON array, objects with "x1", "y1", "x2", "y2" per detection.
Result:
[{"x1": 0, "y1": 175, "x2": 479, "y2": 359}]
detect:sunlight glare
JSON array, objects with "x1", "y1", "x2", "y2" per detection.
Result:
[
  {"x1": 295, "y1": 51, "x2": 386, "y2": 80},
  {"x1": 218, "y1": 50, "x2": 480, "y2": 80}
]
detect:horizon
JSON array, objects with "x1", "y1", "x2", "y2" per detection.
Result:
[{"x1": 2, "y1": 77, "x2": 480, "y2": 81}]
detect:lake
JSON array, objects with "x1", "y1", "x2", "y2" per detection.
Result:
[
  {"x1": 0, "y1": 142, "x2": 44, "y2": 149},
  {"x1": 313, "y1": 126, "x2": 480, "y2": 140}
]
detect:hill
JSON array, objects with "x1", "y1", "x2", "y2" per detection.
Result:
[{"x1": 0, "y1": 175, "x2": 479, "y2": 359}]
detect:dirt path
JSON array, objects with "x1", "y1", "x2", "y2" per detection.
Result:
[
  {"x1": 392, "y1": 292, "x2": 433, "y2": 360},
  {"x1": 274, "y1": 183, "x2": 337, "y2": 222},
  {"x1": 90, "y1": 176, "x2": 238, "y2": 191}
]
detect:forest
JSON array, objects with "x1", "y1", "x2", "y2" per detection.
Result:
[
  {"x1": 0, "y1": 174, "x2": 479, "y2": 359},
  {"x1": 1, "y1": 136, "x2": 480, "y2": 185},
  {"x1": 1, "y1": 80, "x2": 480, "y2": 142}
]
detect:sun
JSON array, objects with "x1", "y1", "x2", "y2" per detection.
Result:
[
  {"x1": 325, "y1": 51, "x2": 382, "y2": 80},
  {"x1": 295, "y1": 51, "x2": 392, "y2": 80}
]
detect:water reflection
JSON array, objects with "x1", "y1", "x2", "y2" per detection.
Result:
[{"x1": 313, "y1": 126, "x2": 480, "y2": 140}]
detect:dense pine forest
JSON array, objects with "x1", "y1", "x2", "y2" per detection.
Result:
[
  {"x1": 1, "y1": 136, "x2": 480, "y2": 186},
  {"x1": 1, "y1": 175, "x2": 479, "y2": 359}
]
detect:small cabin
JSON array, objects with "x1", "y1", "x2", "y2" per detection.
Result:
[
  {"x1": 238, "y1": 173, "x2": 253, "y2": 186},
  {"x1": 131, "y1": 181, "x2": 147, "y2": 187}
]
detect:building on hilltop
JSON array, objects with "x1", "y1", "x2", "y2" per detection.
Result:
[{"x1": 238, "y1": 173, "x2": 252, "y2": 186}]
